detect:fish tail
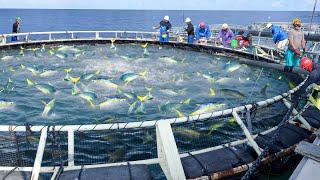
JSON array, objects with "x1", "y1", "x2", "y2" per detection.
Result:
[
  {"x1": 88, "y1": 99, "x2": 95, "y2": 108},
  {"x1": 116, "y1": 88, "x2": 122, "y2": 94},
  {"x1": 26, "y1": 78, "x2": 34, "y2": 87},
  {"x1": 174, "y1": 109, "x2": 184, "y2": 118}
]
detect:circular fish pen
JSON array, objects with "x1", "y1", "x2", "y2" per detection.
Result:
[{"x1": 0, "y1": 31, "x2": 318, "y2": 180}]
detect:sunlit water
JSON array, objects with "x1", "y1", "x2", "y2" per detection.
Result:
[{"x1": 0, "y1": 43, "x2": 291, "y2": 125}]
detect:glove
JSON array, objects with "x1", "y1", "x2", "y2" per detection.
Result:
[{"x1": 294, "y1": 48, "x2": 301, "y2": 56}]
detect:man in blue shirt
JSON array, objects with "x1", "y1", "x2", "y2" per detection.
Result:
[
  {"x1": 266, "y1": 23, "x2": 288, "y2": 51},
  {"x1": 195, "y1": 22, "x2": 211, "y2": 44}
]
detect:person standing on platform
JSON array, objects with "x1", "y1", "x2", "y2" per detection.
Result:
[
  {"x1": 184, "y1": 18, "x2": 194, "y2": 44},
  {"x1": 284, "y1": 18, "x2": 306, "y2": 72},
  {"x1": 12, "y1": 17, "x2": 21, "y2": 42}
]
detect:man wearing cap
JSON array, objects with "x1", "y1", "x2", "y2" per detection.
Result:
[
  {"x1": 217, "y1": 23, "x2": 234, "y2": 47},
  {"x1": 195, "y1": 22, "x2": 211, "y2": 44},
  {"x1": 284, "y1": 18, "x2": 306, "y2": 72},
  {"x1": 294, "y1": 57, "x2": 320, "y2": 102},
  {"x1": 157, "y1": 15, "x2": 172, "y2": 43},
  {"x1": 184, "y1": 18, "x2": 194, "y2": 44},
  {"x1": 266, "y1": 23, "x2": 288, "y2": 51},
  {"x1": 12, "y1": 17, "x2": 21, "y2": 41}
]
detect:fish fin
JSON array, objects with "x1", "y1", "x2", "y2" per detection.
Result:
[
  {"x1": 196, "y1": 72, "x2": 201, "y2": 77},
  {"x1": 116, "y1": 88, "x2": 122, "y2": 94},
  {"x1": 145, "y1": 86, "x2": 152, "y2": 92},
  {"x1": 64, "y1": 68, "x2": 72, "y2": 73},
  {"x1": 41, "y1": 100, "x2": 47, "y2": 106},
  {"x1": 20, "y1": 64, "x2": 26, "y2": 69},
  {"x1": 88, "y1": 99, "x2": 95, "y2": 108},
  {"x1": 181, "y1": 98, "x2": 191, "y2": 105},
  {"x1": 139, "y1": 70, "x2": 147, "y2": 77},
  {"x1": 210, "y1": 88, "x2": 216, "y2": 96},
  {"x1": 26, "y1": 78, "x2": 34, "y2": 87},
  {"x1": 174, "y1": 109, "x2": 184, "y2": 118}
]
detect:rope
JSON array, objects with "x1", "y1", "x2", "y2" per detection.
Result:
[
  {"x1": 310, "y1": 0, "x2": 318, "y2": 28},
  {"x1": 241, "y1": 100, "x2": 297, "y2": 180},
  {"x1": 1, "y1": 167, "x2": 18, "y2": 180},
  {"x1": 246, "y1": 68, "x2": 264, "y2": 105},
  {"x1": 127, "y1": 162, "x2": 133, "y2": 180}
]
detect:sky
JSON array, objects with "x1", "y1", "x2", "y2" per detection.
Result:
[{"x1": 0, "y1": 0, "x2": 317, "y2": 11}]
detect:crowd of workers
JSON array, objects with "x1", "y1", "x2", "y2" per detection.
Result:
[{"x1": 155, "y1": 15, "x2": 318, "y2": 99}]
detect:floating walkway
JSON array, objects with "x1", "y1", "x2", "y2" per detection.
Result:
[{"x1": 0, "y1": 31, "x2": 319, "y2": 180}]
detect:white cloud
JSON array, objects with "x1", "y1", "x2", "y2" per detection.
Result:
[{"x1": 271, "y1": 0, "x2": 285, "y2": 8}]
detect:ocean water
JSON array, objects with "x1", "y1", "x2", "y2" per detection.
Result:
[
  {"x1": 0, "y1": 43, "x2": 290, "y2": 125},
  {"x1": 0, "y1": 9, "x2": 319, "y2": 33}
]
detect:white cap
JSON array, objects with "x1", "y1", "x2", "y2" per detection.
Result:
[
  {"x1": 266, "y1": 23, "x2": 272, "y2": 29},
  {"x1": 222, "y1": 23, "x2": 228, "y2": 29},
  {"x1": 164, "y1": 16, "x2": 170, "y2": 21},
  {"x1": 185, "y1": 18, "x2": 191, "y2": 23}
]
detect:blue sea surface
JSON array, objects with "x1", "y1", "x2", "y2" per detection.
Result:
[{"x1": 0, "y1": 9, "x2": 319, "y2": 33}]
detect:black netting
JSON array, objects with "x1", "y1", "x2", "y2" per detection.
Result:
[
  {"x1": 42, "y1": 128, "x2": 68, "y2": 167},
  {"x1": 74, "y1": 127, "x2": 157, "y2": 165},
  {"x1": 0, "y1": 130, "x2": 39, "y2": 167}
]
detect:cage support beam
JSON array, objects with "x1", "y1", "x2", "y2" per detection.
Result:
[
  {"x1": 68, "y1": 130, "x2": 75, "y2": 167},
  {"x1": 31, "y1": 127, "x2": 48, "y2": 180},
  {"x1": 232, "y1": 111, "x2": 262, "y2": 155},
  {"x1": 283, "y1": 99, "x2": 312, "y2": 131},
  {"x1": 156, "y1": 121, "x2": 186, "y2": 180}
]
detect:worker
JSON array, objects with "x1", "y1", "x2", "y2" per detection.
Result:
[
  {"x1": 266, "y1": 23, "x2": 288, "y2": 51},
  {"x1": 184, "y1": 18, "x2": 194, "y2": 44},
  {"x1": 156, "y1": 15, "x2": 172, "y2": 43},
  {"x1": 12, "y1": 17, "x2": 21, "y2": 41},
  {"x1": 195, "y1": 22, "x2": 211, "y2": 44},
  {"x1": 284, "y1": 18, "x2": 306, "y2": 72},
  {"x1": 217, "y1": 23, "x2": 234, "y2": 47}
]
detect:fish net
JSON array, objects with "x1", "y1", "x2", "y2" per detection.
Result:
[{"x1": 0, "y1": 100, "x2": 289, "y2": 170}]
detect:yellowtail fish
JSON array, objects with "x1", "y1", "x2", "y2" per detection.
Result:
[
  {"x1": 160, "y1": 89, "x2": 179, "y2": 96},
  {"x1": 98, "y1": 98, "x2": 127, "y2": 109},
  {"x1": 141, "y1": 43, "x2": 148, "y2": 48},
  {"x1": 219, "y1": 89, "x2": 245, "y2": 99},
  {"x1": 49, "y1": 48, "x2": 55, "y2": 55},
  {"x1": 107, "y1": 146, "x2": 126, "y2": 163},
  {"x1": 225, "y1": 63, "x2": 242, "y2": 73},
  {"x1": 120, "y1": 71, "x2": 147, "y2": 86},
  {"x1": 41, "y1": 99, "x2": 55, "y2": 117},
  {"x1": 137, "y1": 94, "x2": 153, "y2": 103},
  {"x1": 55, "y1": 53, "x2": 67, "y2": 59},
  {"x1": 289, "y1": 81, "x2": 296, "y2": 89},
  {"x1": 79, "y1": 91, "x2": 97, "y2": 107},
  {"x1": 260, "y1": 83, "x2": 271, "y2": 95},
  {"x1": 207, "y1": 122, "x2": 224, "y2": 135},
  {"x1": 39, "y1": 70, "x2": 58, "y2": 77},
  {"x1": 26, "y1": 78, "x2": 35, "y2": 87},
  {"x1": 1, "y1": 56, "x2": 14, "y2": 61},
  {"x1": 92, "y1": 79, "x2": 119, "y2": 90},
  {"x1": 57, "y1": 46, "x2": 81, "y2": 53},
  {"x1": 0, "y1": 101, "x2": 15, "y2": 109},
  {"x1": 35, "y1": 84, "x2": 56, "y2": 95},
  {"x1": 159, "y1": 57, "x2": 178, "y2": 64},
  {"x1": 190, "y1": 103, "x2": 226, "y2": 116},
  {"x1": 174, "y1": 127, "x2": 201, "y2": 139}
]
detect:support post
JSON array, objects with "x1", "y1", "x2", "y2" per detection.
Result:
[
  {"x1": 31, "y1": 127, "x2": 48, "y2": 180},
  {"x1": 246, "y1": 110, "x2": 253, "y2": 133},
  {"x1": 156, "y1": 121, "x2": 186, "y2": 180},
  {"x1": 95, "y1": 32, "x2": 99, "y2": 39},
  {"x1": 68, "y1": 130, "x2": 75, "y2": 167},
  {"x1": 283, "y1": 99, "x2": 312, "y2": 131},
  {"x1": 232, "y1": 111, "x2": 262, "y2": 155}
]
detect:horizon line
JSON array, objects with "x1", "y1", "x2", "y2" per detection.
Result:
[{"x1": 0, "y1": 8, "x2": 317, "y2": 12}]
